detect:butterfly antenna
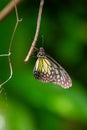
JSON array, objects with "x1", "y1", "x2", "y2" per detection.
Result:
[
  {"x1": 41, "y1": 35, "x2": 44, "y2": 47},
  {"x1": 34, "y1": 47, "x2": 38, "y2": 51}
]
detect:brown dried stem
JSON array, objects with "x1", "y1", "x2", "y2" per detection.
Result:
[
  {"x1": 24, "y1": 0, "x2": 44, "y2": 63},
  {"x1": 0, "y1": 0, "x2": 21, "y2": 21}
]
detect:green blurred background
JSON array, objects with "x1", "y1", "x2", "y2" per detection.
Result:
[{"x1": 0, "y1": 0, "x2": 87, "y2": 130}]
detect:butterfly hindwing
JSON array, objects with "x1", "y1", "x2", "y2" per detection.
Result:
[{"x1": 46, "y1": 55, "x2": 72, "y2": 88}]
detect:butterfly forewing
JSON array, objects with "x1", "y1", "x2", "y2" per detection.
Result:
[{"x1": 33, "y1": 47, "x2": 72, "y2": 88}]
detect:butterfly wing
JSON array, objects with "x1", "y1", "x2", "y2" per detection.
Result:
[
  {"x1": 33, "y1": 55, "x2": 72, "y2": 88},
  {"x1": 46, "y1": 55, "x2": 72, "y2": 88},
  {"x1": 33, "y1": 57, "x2": 54, "y2": 82}
]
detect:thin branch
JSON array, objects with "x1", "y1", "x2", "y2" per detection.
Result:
[
  {"x1": 24, "y1": 0, "x2": 44, "y2": 63},
  {"x1": 0, "y1": 0, "x2": 22, "y2": 88},
  {"x1": 8, "y1": 0, "x2": 22, "y2": 53},
  {"x1": 0, "y1": 56, "x2": 13, "y2": 88},
  {"x1": 0, "y1": 52, "x2": 11, "y2": 57},
  {"x1": 0, "y1": 0, "x2": 21, "y2": 22}
]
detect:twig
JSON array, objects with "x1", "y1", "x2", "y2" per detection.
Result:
[
  {"x1": 0, "y1": 0, "x2": 22, "y2": 88},
  {"x1": 0, "y1": 0, "x2": 21, "y2": 22},
  {"x1": 24, "y1": 0, "x2": 44, "y2": 63},
  {"x1": 0, "y1": 56, "x2": 13, "y2": 87},
  {"x1": 8, "y1": 0, "x2": 22, "y2": 53},
  {"x1": 0, "y1": 53, "x2": 11, "y2": 57}
]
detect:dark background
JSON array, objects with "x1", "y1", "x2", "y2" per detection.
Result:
[{"x1": 0, "y1": 0, "x2": 87, "y2": 130}]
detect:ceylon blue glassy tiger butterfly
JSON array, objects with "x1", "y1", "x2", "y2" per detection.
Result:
[{"x1": 33, "y1": 47, "x2": 72, "y2": 88}]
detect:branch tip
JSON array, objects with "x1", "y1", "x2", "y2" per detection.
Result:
[{"x1": 24, "y1": 0, "x2": 44, "y2": 63}]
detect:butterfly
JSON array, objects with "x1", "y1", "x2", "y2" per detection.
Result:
[{"x1": 33, "y1": 47, "x2": 72, "y2": 88}]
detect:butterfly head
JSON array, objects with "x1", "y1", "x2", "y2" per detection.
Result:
[{"x1": 37, "y1": 47, "x2": 45, "y2": 58}]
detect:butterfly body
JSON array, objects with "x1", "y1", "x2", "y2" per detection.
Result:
[{"x1": 33, "y1": 47, "x2": 72, "y2": 88}]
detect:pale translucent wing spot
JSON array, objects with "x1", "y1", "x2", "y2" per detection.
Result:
[
  {"x1": 67, "y1": 82, "x2": 69, "y2": 85},
  {"x1": 55, "y1": 69, "x2": 59, "y2": 74},
  {"x1": 62, "y1": 81, "x2": 64, "y2": 85},
  {"x1": 57, "y1": 75, "x2": 59, "y2": 78},
  {"x1": 47, "y1": 73, "x2": 49, "y2": 77},
  {"x1": 48, "y1": 69, "x2": 51, "y2": 75},
  {"x1": 44, "y1": 59, "x2": 51, "y2": 73},
  {"x1": 61, "y1": 76, "x2": 63, "y2": 81},
  {"x1": 60, "y1": 70, "x2": 66, "y2": 82},
  {"x1": 50, "y1": 75, "x2": 52, "y2": 78},
  {"x1": 42, "y1": 58, "x2": 51, "y2": 74},
  {"x1": 52, "y1": 71, "x2": 54, "y2": 74},
  {"x1": 42, "y1": 59, "x2": 47, "y2": 72},
  {"x1": 42, "y1": 67, "x2": 44, "y2": 73},
  {"x1": 52, "y1": 63, "x2": 58, "y2": 68},
  {"x1": 44, "y1": 58, "x2": 51, "y2": 66},
  {"x1": 35, "y1": 59, "x2": 39, "y2": 71},
  {"x1": 58, "y1": 79, "x2": 60, "y2": 82}
]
